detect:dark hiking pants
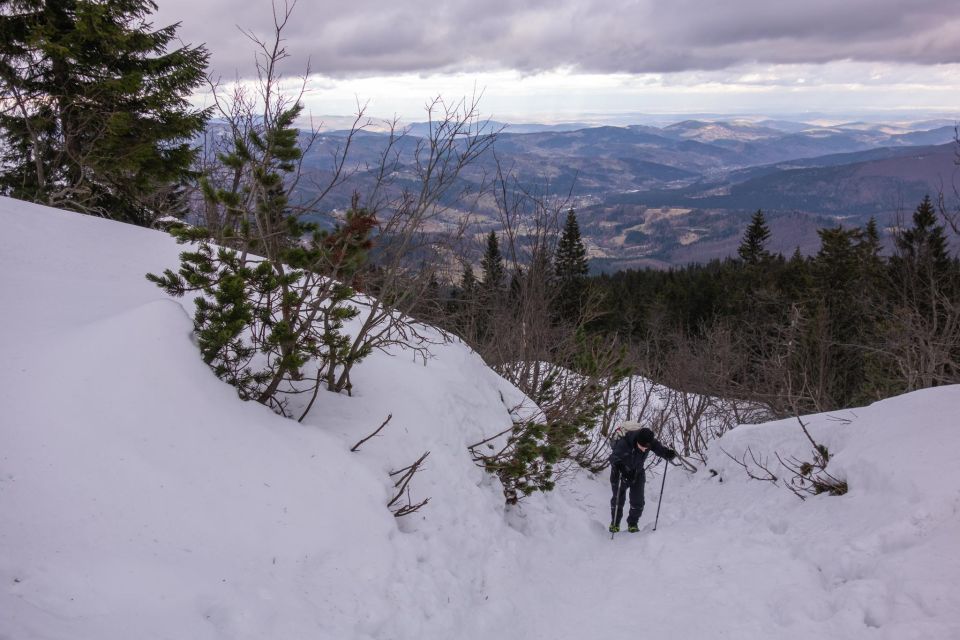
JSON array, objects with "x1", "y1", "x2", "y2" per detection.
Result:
[{"x1": 610, "y1": 463, "x2": 645, "y2": 527}]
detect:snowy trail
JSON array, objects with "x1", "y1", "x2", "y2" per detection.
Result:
[
  {"x1": 498, "y1": 474, "x2": 821, "y2": 640},
  {"x1": 496, "y1": 407, "x2": 960, "y2": 640},
  {"x1": 2, "y1": 198, "x2": 959, "y2": 640}
]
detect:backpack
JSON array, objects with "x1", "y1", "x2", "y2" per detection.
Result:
[{"x1": 609, "y1": 420, "x2": 643, "y2": 442}]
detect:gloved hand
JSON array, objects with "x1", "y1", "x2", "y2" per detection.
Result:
[{"x1": 663, "y1": 448, "x2": 677, "y2": 461}]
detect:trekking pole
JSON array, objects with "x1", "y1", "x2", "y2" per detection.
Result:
[
  {"x1": 652, "y1": 458, "x2": 669, "y2": 532},
  {"x1": 611, "y1": 472, "x2": 624, "y2": 540}
]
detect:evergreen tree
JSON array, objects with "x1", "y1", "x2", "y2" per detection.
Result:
[
  {"x1": 778, "y1": 247, "x2": 812, "y2": 301},
  {"x1": 554, "y1": 208, "x2": 589, "y2": 320},
  {"x1": 476, "y1": 332, "x2": 629, "y2": 503},
  {"x1": 885, "y1": 196, "x2": 960, "y2": 389},
  {"x1": 450, "y1": 263, "x2": 478, "y2": 340},
  {"x1": 860, "y1": 217, "x2": 882, "y2": 258},
  {"x1": 738, "y1": 209, "x2": 773, "y2": 265},
  {"x1": 852, "y1": 217, "x2": 886, "y2": 318},
  {"x1": 893, "y1": 196, "x2": 953, "y2": 286},
  {"x1": 148, "y1": 87, "x2": 375, "y2": 414},
  {"x1": 814, "y1": 227, "x2": 859, "y2": 294},
  {"x1": 807, "y1": 226, "x2": 863, "y2": 406},
  {"x1": 555, "y1": 208, "x2": 589, "y2": 280},
  {"x1": 0, "y1": 0, "x2": 209, "y2": 225},
  {"x1": 480, "y1": 231, "x2": 505, "y2": 294},
  {"x1": 891, "y1": 195, "x2": 956, "y2": 320},
  {"x1": 852, "y1": 217, "x2": 894, "y2": 402}
]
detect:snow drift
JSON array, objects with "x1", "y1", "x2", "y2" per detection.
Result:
[{"x1": 1, "y1": 196, "x2": 958, "y2": 640}]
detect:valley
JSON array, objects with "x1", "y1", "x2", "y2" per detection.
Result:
[{"x1": 291, "y1": 116, "x2": 958, "y2": 270}]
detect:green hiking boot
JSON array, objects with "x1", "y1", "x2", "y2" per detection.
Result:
[
  {"x1": 608, "y1": 524, "x2": 620, "y2": 533},
  {"x1": 627, "y1": 525, "x2": 640, "y2": 533}
]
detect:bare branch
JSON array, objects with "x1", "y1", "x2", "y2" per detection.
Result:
[
  {"x1": 388, "y1": 451, "x2": 431, "y2": 517},
  {"x1": 721, "y1": 445, "x2": 779, "y2": 484},
  {"x1": 351, "y1": 414, "x2": 393, "y2": 452}
]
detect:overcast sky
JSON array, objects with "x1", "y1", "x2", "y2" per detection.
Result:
[{"x1": 153, "y1": 0, "x2": 960, "y2": 123}]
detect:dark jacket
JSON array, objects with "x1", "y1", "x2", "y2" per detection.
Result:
[{"x1": 609, "y1": 430, "x2": 673, "y2": 477}]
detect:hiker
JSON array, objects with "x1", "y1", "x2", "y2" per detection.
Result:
[{"x1": 609, "y1": 426, "x2": 676, "y2": 533}]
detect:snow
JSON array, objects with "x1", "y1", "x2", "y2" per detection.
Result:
[{"x1": 2, "y1": 195, "x2": 959, "y2": 639}]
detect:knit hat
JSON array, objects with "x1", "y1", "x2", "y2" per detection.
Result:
[{"x1": 636, "y1": 428, "x2": 655, "y2": 446}]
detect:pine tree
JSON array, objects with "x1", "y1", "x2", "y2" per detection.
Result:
[
  {"x1": 738, "y1": 210, "x2": 773, "y2": 265},
  {"x1": 554, "y1": 208, "x2": 589, "y2": 320},
  {"x1": 147, "y1": 66, "x2": 375, "y2": 414},
  {"x1": 0, "y1": 0, "x2": 209, "y2": 225}
]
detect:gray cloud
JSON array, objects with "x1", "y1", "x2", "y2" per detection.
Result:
[{"x1": 153, "y1": 0, "x2": 960, "y2": 78}]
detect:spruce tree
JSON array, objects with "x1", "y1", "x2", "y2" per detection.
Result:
[
  {"x1": 852, "y1": 217, "x2": 893, "y2": 402},
  {"x1": 814, "y1": 227, "x2": 858, "y2": 293},
  {"x1": 450, "y1": 263, "x2": 478, "y2": 340},
  {"x1": 853, "y1": 217, "x2": 886, "y2": 309},
  {"x1": 860, "y1": 218, "x2": 882, "y2": 257},
  {"x1": 480, "y1": 231, "x2": 505, "y2": 294},
  {"x1": 893, "y1": 196, "x2": 953, "y2": 283},
  {"x1": 778, "y1": 247, "x2": 812, "y2": 302},
  {"x1": 0, "y1": 0, "x2": 209, "y2": 225},
  {"x1": 891, "y1": 195, "x2": 955, "y2": 318},
  {"x1": 555, "y1": 209, "x2": 589, "y2": 280},
  {"x1": 886, "y1": 196, "x2": 959, "y2": 388},
  {"x1": 808, "y1": 227, "x2": 864, "y2": 406},
  {"x1": 554, "y1": 208, "x2": 589, "y2": 320},
  {"x1": 738, "y1": 209, "x2": 773, "y2": 265}
]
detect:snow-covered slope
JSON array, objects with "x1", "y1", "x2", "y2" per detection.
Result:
[
  {"x1": 2, "y1": 196, "x2": 959, "y2": 640},
  {"x1": 0, "y1": 198, "x2": 531, "y2": 639}
]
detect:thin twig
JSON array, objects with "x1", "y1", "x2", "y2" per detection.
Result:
[
  {"x1": 389, "y1": 450, "x2": 430, "y2": 481},
  {"x1": 387, "y1": 451, "x2": 431, "y2": 516},
  {"x1": 466, "y1": 424, "x2": 515, "y2": 451},
  {"x1": 350, "y1": 414, "x2": 393, "y2": 452},
  {"x1": 721, "y1": 445, "x2": 778, "y2": 484},
  {"x1": 297, "y1": 369, "x2": 324, "y2": 423}
]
